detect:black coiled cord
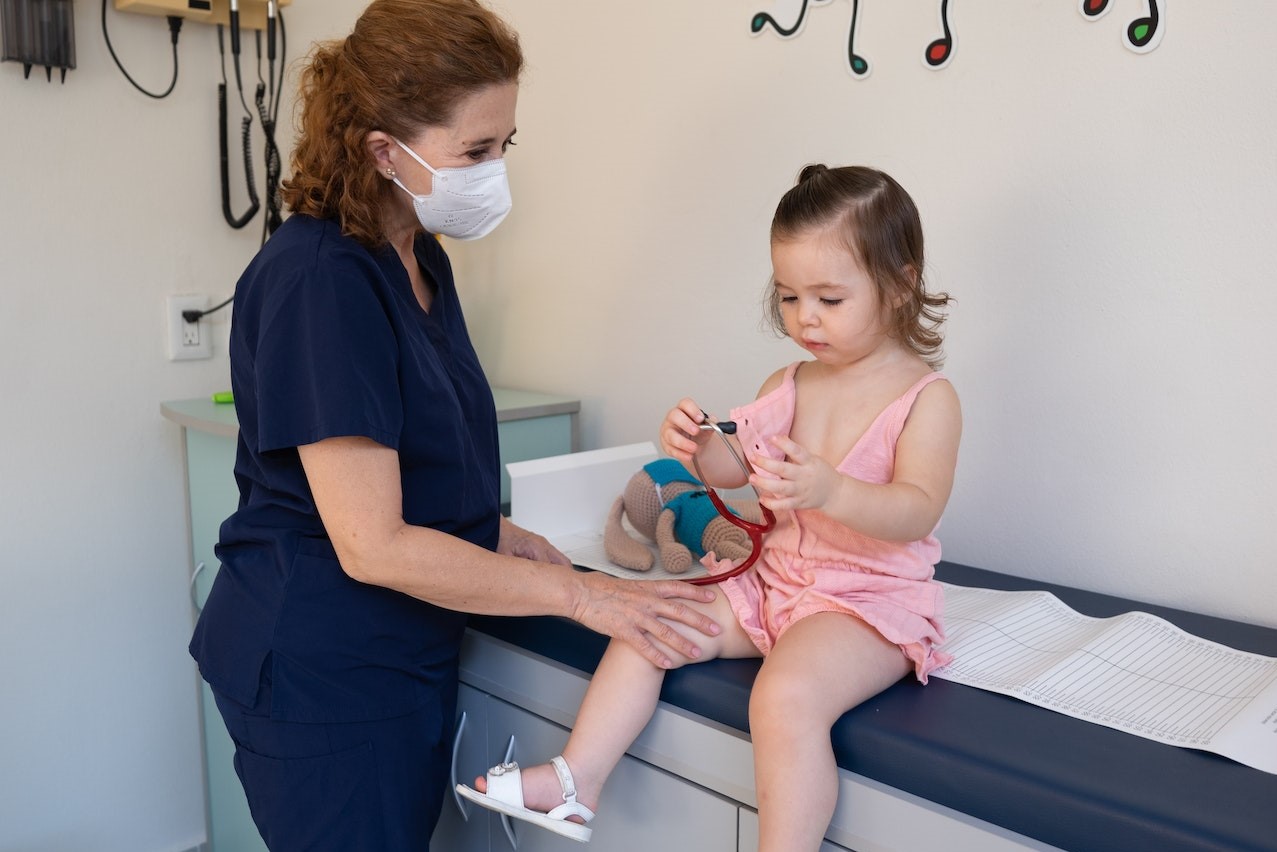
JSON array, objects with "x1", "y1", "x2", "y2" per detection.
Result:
[{"x1": 218, "y1": 25, "x2": 260, "y2": 230}]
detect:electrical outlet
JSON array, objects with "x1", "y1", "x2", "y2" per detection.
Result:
[{"x1": 167, "y1": 294, "x2": 213, "y2": 361}]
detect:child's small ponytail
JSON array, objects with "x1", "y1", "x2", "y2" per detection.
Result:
[{"x1": 797, "y1": 163, "x2": 829, "y2": 184}]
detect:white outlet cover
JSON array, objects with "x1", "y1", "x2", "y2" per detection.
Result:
[{"x1": 167, "y1": 294, "x2": 212, "y2": 360}]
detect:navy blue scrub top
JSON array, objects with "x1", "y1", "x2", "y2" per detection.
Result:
[{"x1": 190, "y1": 214, "x2": 501, "y2": 724}]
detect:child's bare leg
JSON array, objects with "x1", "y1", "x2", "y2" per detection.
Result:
[
  {"x1": 749, "y1": 612, "x2": 911, "y2": 852},
  {"x1": 476, "y1": 589, "x2": 756, "y2": 815}
]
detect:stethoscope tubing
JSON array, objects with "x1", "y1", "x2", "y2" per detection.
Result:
[{"x1": 686, "y1": 418, "x2": 777, "y2": 586}]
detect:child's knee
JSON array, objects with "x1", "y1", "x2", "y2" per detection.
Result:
[
  {"x1": 748, "y1": 662, "x2": 840, "y2": 733},
  {"x1": 748, "y1": 671, "x2": 804, "y2": 727}
]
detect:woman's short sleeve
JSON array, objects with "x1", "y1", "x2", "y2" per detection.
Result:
[{"x1": 247, "y1": 249, "x2": 404, "y2": 454}]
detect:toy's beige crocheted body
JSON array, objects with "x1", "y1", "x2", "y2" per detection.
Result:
[{"x1": 603, "y1": 465, "x2": 761, "y2": 573}]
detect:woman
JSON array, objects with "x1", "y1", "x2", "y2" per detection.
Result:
[{"x1": 188, "y1": 2, "x2": 719, "y2": 849}]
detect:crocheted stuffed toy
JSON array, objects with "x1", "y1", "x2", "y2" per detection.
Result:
[{"x1": 603, "y1": 459, "x2": 762, "y2": 574}]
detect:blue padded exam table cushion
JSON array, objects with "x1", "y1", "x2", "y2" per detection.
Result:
[{"x1": 469, "y1": 561, "x2": 1277, "y2": 852}]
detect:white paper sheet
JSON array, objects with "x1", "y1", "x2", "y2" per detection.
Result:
[
  {"x1": 932, "y1": 583, "x2": 1277, "y2": 774},
  {"x1": 550, "y1": 524, "x2": 711, "y2": 582}
]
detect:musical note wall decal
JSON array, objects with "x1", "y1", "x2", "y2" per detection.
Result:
[
  {"x1": 1079, "y1": 0, "x2": 1113, "y2": 18},
  {"x1": 751, "y1": 0, "x2": 955, "y2": 78},
  {"x1": 750, "y1": 0, "x2": 833, "y2": 40},
  {"x1": 845, "y1": 0, "x2": 870, "y2": 78},
  {"x1": 1079, "y1": 0, "x2": 1165, "y2": 54},
  {"x1": 750, "y1": 0, "x2": 1165, "y2": 81},
  {"x1": 923, "y1": 0, "x2": 955, "y2": 70}
]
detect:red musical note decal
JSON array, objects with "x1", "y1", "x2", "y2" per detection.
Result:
[{"x1": 923, "y1": 0, "x2": 955, "y2": 70}]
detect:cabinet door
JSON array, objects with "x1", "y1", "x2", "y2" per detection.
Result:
[
  {"x1": 496, "y1": 414, "x2": 574, "y2": 506},
  {"x1": 185, "y1": 429, "x2": 239, "y2": 610},
  {"x1": 431, "y1": 684, "x2": 492, "y2": 852},
  {"x1": 484, "y1": 698, "x2": 738, "y2": 852},
  {"x1": 184, "y1": 428, "x2": 269, "y2": 852}
]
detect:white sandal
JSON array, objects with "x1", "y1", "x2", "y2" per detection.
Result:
[{"x1": 456, "y1": 755, "x2": 595, "y2": 843}]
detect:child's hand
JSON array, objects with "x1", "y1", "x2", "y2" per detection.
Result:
[
  {"x1": 660, "y1": 398, "x2": 713, "y2": 465},
  {"x1": 748, "y1": 435, "x2": 842, "y2": 511}
]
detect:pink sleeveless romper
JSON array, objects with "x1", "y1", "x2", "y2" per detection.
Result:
[{"x1": 704, "y1": 362, "x2": 952, "y2": 682}]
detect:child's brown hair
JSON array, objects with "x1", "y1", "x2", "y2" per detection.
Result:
[{"x1": 766, "y1": 164, "x2": 951, "y2": 368}]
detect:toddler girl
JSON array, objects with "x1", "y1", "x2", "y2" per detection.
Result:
[{"x1": 459, "y1": 164, "x2": 962, "y2": 851}]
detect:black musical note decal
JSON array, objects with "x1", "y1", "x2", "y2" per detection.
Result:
[
  {"x1": 846, "y1": 0, "x2": 869, "y2": 78},
  {"x1": 1079, "y1": 0, "x2": 1165, "y2": 54},
  {"x1": 923, "y1": 0, "x2": 954, "y2": 70},
  {"x1": 1079, "y1": 0, "x2": 1112, "y2": 20},
  {"x1": 751, "y1": 0, "x2": 1163, "y2": 82},
  {"x1": 750, "y1": 0, "x2": 832, "y2": 39},
  {"x1": 1124, "y1": 0, "x2": 1163, "y2": 53}
]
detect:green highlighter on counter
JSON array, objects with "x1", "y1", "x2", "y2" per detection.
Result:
[{"x1": 212, "y1": 391, "x2": 235, "y2": 404}]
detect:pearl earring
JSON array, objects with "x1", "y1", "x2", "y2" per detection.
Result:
[{"x1": 386, "y1": 167, "x2": 396, "y2": 178}]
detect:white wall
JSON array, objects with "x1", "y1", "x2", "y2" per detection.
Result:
[
  {"x1": 0, "y1": 1, "x2": 1272, "y2": 850},
  {"x1": 0, "y1": 3, "x2": 357, "y2": 850},
  {"x1": 456, "y1": 0, "x2": 1277, "y2": 627}
]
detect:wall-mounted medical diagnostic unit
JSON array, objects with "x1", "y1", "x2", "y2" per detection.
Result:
[
  {"x1": 0, "y1": 0, "x2": 75, "y2": 82},
  {"x1": 115, "y1": 0, "x2": 292, "y2": 31}
]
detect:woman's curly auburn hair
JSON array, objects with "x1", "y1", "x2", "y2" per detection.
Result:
[
  {"x1": 765, "y1": 164, "x2": 953, "y2": 368},
  {"x1": 280, "y1": 0, "x2": 523, "y2": 247}
]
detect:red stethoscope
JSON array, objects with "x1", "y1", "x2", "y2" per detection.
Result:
[{"x1": 685, "y1": 415, "x2": 778, "y2": 585}]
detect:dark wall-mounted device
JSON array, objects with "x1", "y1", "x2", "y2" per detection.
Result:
[{"x1": 0, "y1": 0, "x2": 75, "y2": 82}]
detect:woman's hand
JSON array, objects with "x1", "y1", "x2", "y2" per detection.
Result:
[
  {"x1": 301, "y1": 438, "x2": 720, "y2": 647},
  {"x1": 748, "y1": 435, "x2": 842, "y2": 512},
  {"x1": 497, "y1": 516, "x2": 572, "y2": 566},
  {"x1": 659, "y1": 398, "x2": 712, "y2": 465},
  {"x1": 500, "y1": 516, "x2": 722, "y2": 667},
  {"x1": 570, "y1": 572, "x2": 721, "y2": 669}
]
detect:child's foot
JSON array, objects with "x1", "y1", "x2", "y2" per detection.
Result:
[
  {"x1": 474, "y1": 758, "x2": 598, "y2": 823},
  {"x1": 457, "y1": 755, "x2": 598, "y2": 842}
]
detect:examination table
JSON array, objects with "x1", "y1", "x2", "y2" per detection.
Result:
[{"x1": 466, "y1": 561, "x2": 1277, "y2": 852}]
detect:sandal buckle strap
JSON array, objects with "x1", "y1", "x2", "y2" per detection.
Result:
[{"x1": 550, "y1": 755, "x2": 578, "y2": 803}]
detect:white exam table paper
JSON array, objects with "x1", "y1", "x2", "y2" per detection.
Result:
[{"x1": 932, "y1": 583, "x2": 1277, "y2": 775}]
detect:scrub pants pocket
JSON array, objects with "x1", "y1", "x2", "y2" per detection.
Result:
[{"x1": 233, "y1": 738, "x2": 385, "y2": 852}]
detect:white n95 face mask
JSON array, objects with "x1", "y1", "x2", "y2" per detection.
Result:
[{"x1": 391, "y1": 138, "x2": 512, "y2": 241}]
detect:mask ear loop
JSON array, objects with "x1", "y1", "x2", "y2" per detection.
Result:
[{"x1": 687, "y1": 416, "x2": 777, "y2": 585}]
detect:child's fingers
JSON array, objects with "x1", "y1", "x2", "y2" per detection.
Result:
[
  {"x1": 676, "y1": 398, "x2": 705, "y2": 423},
  {"x1": 668, "y1": 400, "x2": 705, "y2": 437},
  {"x1": 750, "y1": 472, "x2": 790, "y2": 497},
  {"x1": 748, "y1": 453, "x2": 781, "y2": 476},
  {"x1": 661, "y1": 401, "x2": 711, "y2": 461},
  {"x1": 769, "y1": 434, "x2": 806, "y2": 460},
  {"x1": 748, "y1": 452, "x2": 791, "y2": 481}
]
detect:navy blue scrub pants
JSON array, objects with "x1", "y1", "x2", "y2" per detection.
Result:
[{"x1": 212, "y1": 670, "x2": 455, "y2": 851}]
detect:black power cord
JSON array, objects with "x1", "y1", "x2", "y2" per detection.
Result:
[
  {"x1": 182, "y1": 294, "x2": 234, "y2": 324},
  {"x1": 101, "y1": 0, "x2": 182, "y2": 99}
]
